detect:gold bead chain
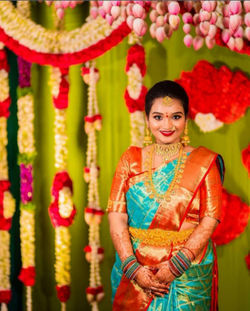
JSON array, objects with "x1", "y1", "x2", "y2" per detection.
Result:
[{"x1": 144, "y1": 144, "x2": 187, "y2": 204}]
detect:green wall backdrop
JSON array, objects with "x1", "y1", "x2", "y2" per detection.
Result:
[{"x1": 5, "y1": 4, "x2": 250, "y2": 311}]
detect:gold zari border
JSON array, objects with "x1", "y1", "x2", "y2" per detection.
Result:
[{"x1": 129, "y1": 227, "x2": 194, "y2": 247}]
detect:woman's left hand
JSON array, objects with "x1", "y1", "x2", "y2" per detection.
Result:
[{"x1": 152, "y1": 261, "x2": 176, "y2": 284}]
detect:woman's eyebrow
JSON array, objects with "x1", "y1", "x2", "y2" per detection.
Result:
[
  {"x1": 152, "y1": 111, "x2": 164, "y2": 115},
  {"x1": 172, "y1": 111, "x2": 184, "y2": 115}
]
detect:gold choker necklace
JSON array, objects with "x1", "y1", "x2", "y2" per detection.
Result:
[{"x1": 154, "y1": 142, "x2": 182, "y2": 161}]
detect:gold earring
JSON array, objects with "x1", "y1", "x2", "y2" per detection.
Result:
[
  {"x1": 181, "y1": 122, "x2": 190, "y2": 147},
  {"x1": 144, "y1": 127, "x2": 152, "y2": 146}
]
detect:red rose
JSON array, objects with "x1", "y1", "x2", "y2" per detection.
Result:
[
  {"x1": 0, "y1": 290, "x2": 11, "y2": 304},
  {"x1": 56, "y1": 285, "x2": 70, "y2": 302},
  {"x1": 242, "y1": 145, "x2": 250, "y2": 176},
  {"x1": 52, "y1": 171, "x2": 73, "y2": 199},
  {"x1": 0, "y1": 49, "x2": 9, "y2": 71},
  {"x1": 245, "y1": 254, "x2": 250, "y2": 270},
  {"x1": 0, "y1": 97, "x2": 11, "y2": 118},
  {"x1": 212, "y1": 189, "x2": 250, "y2": 245},
  {"x1": 18, "y1": 266, "x2": 36, "y2": 286},
  {"x1": 53, "y1": 76, "x2": 69, "y2": 109},
  {"x1": 126, "y1": 45, "x2": 146, "y2": 77},
  {"x1": 177, "y1": 60, "x2": 250, "y2": 123},
  {"x1": 124, "y1": 85, "x2": 147, "y2": 113},
  {"x1": 48, "y1": 201, "x2": 76, "y2": 228}
]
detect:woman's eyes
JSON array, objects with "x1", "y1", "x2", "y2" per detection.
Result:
[
  {"x1": 153, "y1": 115, "x2": 182, "y2": 120},
  {"x1": 173, "y1": 115, "x2": 182, "y2": 120},
  {"x1": 153, "y1": 115, "x2": 162, "y2": 120}
]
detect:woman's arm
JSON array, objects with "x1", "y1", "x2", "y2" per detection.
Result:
[
  {"x1": 108, "y1": 212, "x2": 170, "y2": 296},
  {"x1": 183, "y1": 216, "x2": 218, "y2": 257},
  {"x1": 154, "y1": 156, "x2": 224, "y2": 284},
  {"x1": 108, "y1": 212, "x2": 134, "y2": 262},
  {"x1": 154, "y1": 216, "x2": 218, "y2": 284}
]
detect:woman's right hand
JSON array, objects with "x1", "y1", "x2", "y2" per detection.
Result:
[{"x1": 134, "y1": 266, "x2": 170, "y2": 298}]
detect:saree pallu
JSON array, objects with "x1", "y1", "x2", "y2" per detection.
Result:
[{"x1": 108, "y1": 146, "x2": 224, "y2": 311}]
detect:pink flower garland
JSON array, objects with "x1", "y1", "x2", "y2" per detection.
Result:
[{"x1": 20, "y1": 164, "x2": 33, "y2": 204}]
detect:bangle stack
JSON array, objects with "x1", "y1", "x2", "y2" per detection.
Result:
[
  {"x1": 181, "y1": 246, "x2": 195, "y2": 261},
  {"x1": 168, "y1": 249, "x2": 192, "y2": 278},
  {"x1": 121, "y1": 255, "x2": 142, "y2": 280}
]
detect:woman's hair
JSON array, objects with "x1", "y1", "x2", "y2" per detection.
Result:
[{"x1": 145, "y1": 80, "x2": 189, "y2": 118}]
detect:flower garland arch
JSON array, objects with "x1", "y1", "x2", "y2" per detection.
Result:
[{"x1": 0, "y1": 1, "x2": 131, "y2": 67}]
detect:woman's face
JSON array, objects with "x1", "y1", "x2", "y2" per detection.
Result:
[{"x1": 146, "y1": 97, "x2": 186, "y2": 145}]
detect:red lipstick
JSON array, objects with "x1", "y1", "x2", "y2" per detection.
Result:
[{"x1": 160, "y1": 131, "x2": 175, "y2": 137}]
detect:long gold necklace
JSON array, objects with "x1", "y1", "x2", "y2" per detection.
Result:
[{"x1": 144, "y1": 144, "x2": 187, "y2": 203}]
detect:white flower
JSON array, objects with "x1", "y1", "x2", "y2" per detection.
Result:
[{"x1": 195, "y1": 112, "x2": 224, "y2": 132}]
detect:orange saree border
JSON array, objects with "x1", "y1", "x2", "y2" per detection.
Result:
[{"x1": 112, "y1": 147, "x2": 220, "y2": 311}]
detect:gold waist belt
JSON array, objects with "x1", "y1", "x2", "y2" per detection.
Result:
[{"x1": 129, "y1": 227, "x2": 194, "y2": 247}]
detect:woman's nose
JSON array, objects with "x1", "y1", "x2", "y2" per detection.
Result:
[{"x1": 163, "y1": 116, "x2": 173, "y2": 129}]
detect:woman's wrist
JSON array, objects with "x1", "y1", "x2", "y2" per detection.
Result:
[
  {"x1": 121, "y1": 255, "x2": 142, "y2": 280},
  {"x1": 168, "y1": 249, "x2": 192, "y2": 278},
  {"x1": 181, "y1": 246, "x2": 195, "y2": 261}
]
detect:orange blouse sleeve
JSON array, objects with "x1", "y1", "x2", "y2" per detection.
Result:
[
  {"x1": 199, "y1": 156, "x2": 224, "y2": 223},
  {"x1": 106, "y1": 149, "x2": 130, "y2": 213}
]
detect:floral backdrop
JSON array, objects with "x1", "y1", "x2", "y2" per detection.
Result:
[{"x1": 0, "y1": 1, "x2": 249, "y2": 311}]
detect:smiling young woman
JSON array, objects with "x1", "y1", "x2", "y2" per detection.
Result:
[{"x1": 107, "y1": 80, "x2": 225, "y2": 311}]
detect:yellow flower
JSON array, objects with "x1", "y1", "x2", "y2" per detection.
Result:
[
  {"x1": 58, "y1": 187, "x2": 73, "y2": 218},
  {"x1": 0, "y1": 2, "x2": 124, "y2": 54},
  {"x1": 3, "y1": 191, "x2": 15, "y2": 219},
  {"x1": 17, "y1": 94, "x2": 35, "y2": 155},
  {"x1": 49, "y1": 67, "x2": 61, "y2": 98},
  {"x1": 0, "y1": 69, "x2": 9, "y2": 102},
  {"x1": 0, "y1": 230, "x2": 11, "y2": 289},
  {"x1": 17, "y1": 0, "x2": 31, "y2": 19},
  {"x1": 20, "y1": 209, "x2": 35, "y2": 267},
  {"x1": 0, "y1": 117, "x2": 8, "y2": 179},
  {"x1": 55, "y1": 227, "x2": 71, "y2": 285},
  {"x1": 54, "y1": 109, "x2": 68, "y2": 170},
  {"x1": 127, "y1": 64, "x2": 142, "y2": 100}
]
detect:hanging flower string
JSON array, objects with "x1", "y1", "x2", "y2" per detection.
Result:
[
  {"x1": 16, "y1": 56, "x2": 36, "y2": 311},
  {"x1": 48, "y1": 66, "x2": 76, "y2": 311},
  {"x1": 81, "y1": 64, "x2": 104, "y2": 311},
  {"x1": 45, "y1": 1, "x2": 83, "y2": 20},
  {"x1": 15, "y1": 3, "x2": 36, "y2": 309},
  {"x1": 91, "y1": 1, "x2": 250, "y2": 53},
  {"x1": 0, "y1": 44, "x2": 15, "y2": 311},
  {"x1": 124, "y1": 36, "x2": 147, "y2": 146}
]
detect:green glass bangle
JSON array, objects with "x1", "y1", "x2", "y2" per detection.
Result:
[{"x1": 121, "y1": 255, "x2": 136, "y2": 272}]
